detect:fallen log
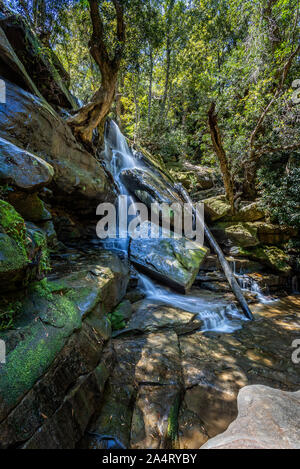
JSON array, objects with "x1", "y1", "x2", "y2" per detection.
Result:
[{"x1": 175, "y1": 183, "x2": 254, "y2": 321}]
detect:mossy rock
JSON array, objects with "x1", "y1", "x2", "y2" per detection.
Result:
[
  {"x1": 224, "y1": 202, "x2": 265, "y2": 223},
  {"x1": 8, "y1": 192, "x2": 51, "y2": 223},
  {"x1": 204, "y1": 195, "x2": 231, "y2": 222},
  {"x1": 0, "y1": 200, "x2": 50, "y2": 292},
  {"x1": 212, "y1": 222, "x2": 259, "y2": 248},
  {"x1": 230, "y1": 245, "x2": 291, "y2": 275}
]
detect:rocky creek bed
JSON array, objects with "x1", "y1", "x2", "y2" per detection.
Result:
[{"x1": 0, "y1": 8, "x2": 299, "y2": 450}]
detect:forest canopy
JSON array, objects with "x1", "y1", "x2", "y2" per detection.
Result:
[{"x1": 3, "y1": 0, "x2": 300, "y2": 225}]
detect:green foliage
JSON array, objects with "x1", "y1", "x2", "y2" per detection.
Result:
[
  {"x1": 33, "y1": 231, "x2": 51, "y2": 273},
  {"x1": 0, "y1": 199, "x2": 27, "y2": 256},
  {"x1": 107, "y1": 307, "x2": 126, "y2": 331},
  {"x1": 0, "y1": 298, "x2": 22, "y2": 331},
  {"x1": 258, "y1": 152, "x2": 300, "y2": 228}
]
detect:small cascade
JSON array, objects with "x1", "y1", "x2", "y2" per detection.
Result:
[
  {"x1": 138, "y1": 274, "x2": 246, "y2": 333},
  {"x1": 237, "y1": 274, "x2": 276, "y2": 304}
]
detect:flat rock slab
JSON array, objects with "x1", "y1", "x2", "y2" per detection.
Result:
[
  {"x1": 126, "y1": 299, "x2": 202, "y2": 334},
  {"x1": 202, "y1": 385, "x2": 300, "y2": 449}
]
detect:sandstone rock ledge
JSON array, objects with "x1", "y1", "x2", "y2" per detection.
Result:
[{"x1": 201, "y1": 385, "x2": 300, "y2": 449}]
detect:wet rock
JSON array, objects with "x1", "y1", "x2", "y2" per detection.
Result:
[
  {"x1": 0, "y1": 80, "x2": 116, "y2": 214},
  {"x1": 130, "y1": 224, "x2": 208, "y2": 293},
  {"x1": 0, "y1": 26, "x2": 43, "y2": 99},
  {"x1": 0, "y1": 14, "x2": 77, "y2": 109},
  {"x1": 0, "y1": 137, "x2": 54, "y2": 191},
  {"x1": 202, "y1": 386, "x2": 300, "y2": 449}
]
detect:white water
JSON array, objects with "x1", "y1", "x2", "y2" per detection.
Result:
[
  {"x1": 103, "y1": 121, "x2": 143, "y2": 252},
  {"x1": 104, "y1": 120, "x2": 250, "y2": 333},
  {"x1": 138, "y1": 273, "x2": 246, "y2": 333}
]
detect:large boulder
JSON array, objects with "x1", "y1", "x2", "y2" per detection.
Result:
[
  {"x1": 129, "y1": 223, "x2": 208, "y2": 292},
  {"x1": 203, "y1": 195, "x2": 231, "y2": 222},
  {"x1": 0, "y1": 137, "x2": 54, "y2": 191},
  {"x1": 8, "y1": 192, "x2": 51, "y2": 223},
  {"x1": 224, "y1": 201, "x2": 265, "y2": 223},
  {"x1": 120, "y1": 167, "x2": 184, "y2": 209},
  {"x1": 254, "y1": 222, "x2": 298, "y2": 245},
  {"x1": 229, "y1": 245, "x2": 291, "y2": 276},
  {"x1": 0, "y1": 14, "x2": 77, "y2": 109},
  {"x1": 0, "y1": 80, "x2": 116, "y2": 214},
  {"x1": 202, "y1": 386, "x2": 300, "y2": 449}
]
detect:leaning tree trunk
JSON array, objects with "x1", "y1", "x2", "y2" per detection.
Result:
[
  {"x1": 68, "y1": 71, "x2": 118, "y2": 145},
  {"x1": 67, "y1": 0, "x2": 125, "y2": 146},
  {"x1": 208, "y1": 102, "x2": 235, "y2": 212}
]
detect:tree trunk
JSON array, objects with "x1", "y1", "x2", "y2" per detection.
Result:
[
  {"x1": 68, "y1": 71, "x2": 118, "y2": 145},
  {"x1": 208, "y1": 102, "x2": 235, "y2": 212},
  {"x1": 148, "y1": 46, "x2": 153, "y2": 127},
  {"x1": 67, "y1": 0, "x2": 125, "y2": 146}
]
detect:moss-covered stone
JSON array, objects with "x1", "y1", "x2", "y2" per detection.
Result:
[
  {"x1": 0, "y1": 200, "x2": 51, "y2": 293},
  {"x1": 229, "y1": 245, "x2": 291, "y2": 275},
  {"x1": 204, "y1": 195, "x2": 231, "y2": 222},
  {"x1": 212, "y1": 222, "x2": 259, "y2": 248},
  {"x1": 8, "y1": 192, "x2": 51, "y2": 223}
]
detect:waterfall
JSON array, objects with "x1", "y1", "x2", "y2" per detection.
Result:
[
  {"x1": 102, "y1": 121, "x2": 249, "y2": 333},
  {"x1": 102, "y1": 121, "x2": 143, "y2": 252}
]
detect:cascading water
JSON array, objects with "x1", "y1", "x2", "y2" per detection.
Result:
[
  {"x1": 103, "y1": 120, "x2": 144, "y2": 252},
  {"x1": 103, "y1": 120, "x2": 248, "y2": 333},
  {"x1": 138, "y1": 273, "x2": 246, "y2": 333},
  {"x1": 229, "y1": 260, "x2": 276, "y2": 304}
]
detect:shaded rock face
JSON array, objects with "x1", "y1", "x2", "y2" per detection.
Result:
[
  {"x1": 84, "y1": 295, "x2": 300, "y2": 450},
  {"x1": 0, "y1": 137, "x2": 54, "y2": 191},
  {"x1": 0, "y1": 250, "x2": 129, "y2": 449},
  {"x1": 0, "y1": 14, "x2": 77, "y2": 110},
  {"x1": 120, "y1": 167, "x2": 184, "y2": 209},
  {"x1": 0, "y1": 25, "x2": 43, "y2": 99},
  {"x1": 129, "y1": 225, "x2": 208, "y2": 293},
  {"x1": 0, "y1": 80, "x2": 116, "y2": 214},
  {"x1": 202, "y1": 386, "x2": 300, "y2": 449}
]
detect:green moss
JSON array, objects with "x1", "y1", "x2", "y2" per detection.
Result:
[
  {"x1": 0, "y1": 233, "x2": 28, "y2": 274},
  {"x1": 107, "y1": 307, "x2": 126, "y2": 331},
  {"x1": 166, "y1": 393, "x2": 181, "y2": 449},
  {"x1": 0, "y1": 298, "x2": 22, "y2": 331},
  {"x1": 33, "y1": 231, "x2": 51, "y2": 273},
  {"x1": 0, "y1": 200, "x2": 27, "y2": 253}
]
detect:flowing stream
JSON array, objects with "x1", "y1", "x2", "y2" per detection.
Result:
[{"x1": 103, "y1": 121, "x2": 251, "y2": 333}]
